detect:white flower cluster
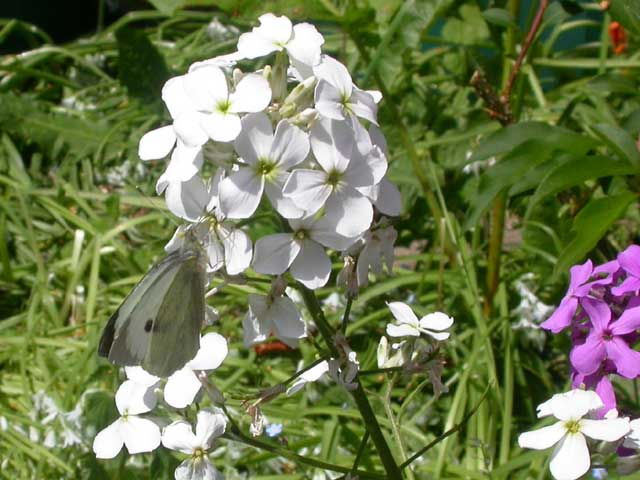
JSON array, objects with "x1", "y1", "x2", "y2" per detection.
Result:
[
  {"x1": 139, "y1": 13, "x2": 401, "y2": 347},
  {"x1": 93, "y1": 333, "x2": 228, "y2": 479}
]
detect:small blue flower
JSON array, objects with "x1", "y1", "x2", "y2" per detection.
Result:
[{"x1": 265, "y1": 423, "x2": 283, "y2": 438}]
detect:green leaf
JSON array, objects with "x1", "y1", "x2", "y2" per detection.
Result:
[
  {"x1": 468, "y1": 122, "x2": 599, "y2": 164},
  {"x1": 526, "y1": 155, "x2": 638, "y2": 216},
  {"x1": 482, "y1": 8, "x2": 517, "y2": 28},
  {"x1": 442, "y1": 4, "x2": 490, "y2": 45},
  {"x1": 592, "y1": 124, "x2": 640, "y2": 168},
  {"x1": 463, "y1": 139, "x2": 555, "y2": 230},
  {"x1": 147, "y1": 0, "x2": 186, "y2": 15},
  {"x1": 555, "y1": 192, "x2": 637, "y2": 276},
  {"x1": 609, "y1": 0, "x2": 640, "y2": 36},
  {"x1": 116, "y1": 27, "x2": 170, "y2": 103}
]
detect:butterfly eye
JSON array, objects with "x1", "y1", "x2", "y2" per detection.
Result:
[{"x1": 144, "y1": 319, "x2": 153, "y2": 333}]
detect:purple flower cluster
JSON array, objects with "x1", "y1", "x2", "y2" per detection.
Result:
[{"x1": 541, "y1": 245, "x2": 640, "y2": 416}]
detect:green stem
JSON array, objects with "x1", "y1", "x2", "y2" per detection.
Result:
[
  {"x1": 341, "y1": 296, "x2": 353, "y2": 333},
  {"x1": 299, "y1": 285, "x2": 403, "y2": 479},
  {"x1": 223, "y1": 431, "x2": 385, "y2": 479}
]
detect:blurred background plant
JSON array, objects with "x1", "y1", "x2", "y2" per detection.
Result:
[{"x1": 0, "y1": 0, "x2": 639, "y2": 478}]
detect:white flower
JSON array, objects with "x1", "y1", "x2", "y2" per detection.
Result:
[
  {"x1": 286, "y1": 361, "x2": 330, "y2": 395},
  {"x1": 252, "y1": 214, "x2": 356, "y2": 289},
  {"x1": 163, "y1": 65, "x2": 272, "y2": 144},
  {"x1": 164, "y1": 333, "x2": 228, "y2": 409},
  {"x1": 313, "y1": 55, "x2": 378, "y2": 125},
  {"x1": 624, "y1": 418, "x2": 640, "y2": 449},
  {"x1": 518, "y1": 389, "x2": 630, "y2": 480},
  {"x1": 219, "y1": 113, "x2": 309, "y2": 219},
  {"x1": 125, "y1": 366, "x2": 161, "y2": 387},
  {"x1": 283, "y1": 118, "x2": 386, "y2": 237},
  {"x1": 237, "y1": 13, "x2": 324, "y2": 78},
  {"x1": 162, "y1": 408, "x2": 226, "y2": 480},
  {"x1": 376, "y1": 337, "x2": 406, "y2": 369},
  {"x1": 92, "y1": 381, "x2": 161, "y2": 458},
  {"x1": 243, "y1": 293, "x2": 307, "y2": 347},
  {"x1": 386, "y1": 302, "x2": 454, "y2": 340},
  {"x1": 355, "y1": 225, "x2": 397, "y2": 288}
]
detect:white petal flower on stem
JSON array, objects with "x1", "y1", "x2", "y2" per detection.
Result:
[
  {"x1": 286, "y1": 360, "x2": 330, "y2": 395},
  {"x1": 518, "y1": 389, "x2": 630, "y2": 480},
  {"x1": 92, "y1": 381, "x2": 160, "y2": 459},
  {"x1": 386, "y1": 302, "x2": 454, "y2": 340},
  {"x1": 376, "y1": 337, "x2": 406, "y2": 369},
  {"x1": 164, "y1": 333, "x2": 228, "y2": 409},
  {"x1": 162, "y1": 408, "x2": 226, "y2": 480},
  {"x1": 313, "y1": 55, "x2": 378, "y2": 125},
  {"x1": 219, "y1": 113, "x2": 309, "y2": 219},
  {"x1": 625, "y1": 418, "x2": 640, "y2": 449},
  {"x1": 125, "y1": 366, "x2": 160, "y2": 388},
  {"x1": 243, "y1": 293, "x2": 306, "y2": 347},
  {"x1": 237, "y1": 13, "x2": 324, "y2": 78},
  {"x1": 283, "y1": 118, "x2": 386, "y2": 237},
  {"x1": 252, "y1": 214, "x2": 356, "y2": 289}
]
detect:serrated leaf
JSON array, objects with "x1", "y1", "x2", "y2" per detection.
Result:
[
  {"x1": 526, "y1": 155, "x2": 638, "y2": 216},
  {"x1": 592, "y1": 123, "x2": 640, "y2": 168},
  {"x1": 468, "y1": 122, "x2": 599, "y2": 164},
  {"x1": 116, "y1": 27, "x2": 170, "y2": 103},
  {"x1": 555, "y1": 192, "x2": 636, "y2": 276},
  {"x1": 463, "y1": 139, "x2": 555, "y2": 230}
]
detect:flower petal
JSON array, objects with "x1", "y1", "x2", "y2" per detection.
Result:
[
  {"x1": 581, "y1": 417, "x2": 630, "y2": 441},
  {"x1": 218, "y1": 167, "x2": 265, "y2": 219},
  {"x1": 540, "y1": 297, "x2": 578, "y2": 333},
  {"x1": 121, "y1": 416, "x2": 161, "y2": 454},
  {"x1": 252, "y1": 233, "x2": 299, "y2": 275},
  {"x1": 387, "y1": 301, "x2": 419, "y2": 326},
  {"x1": 373, "y1": 178, "x2": 402, "y2": 216},
  {"x1": 187, "y1": 333, "x2": 228, "y2": 371},
  {"x1": 580, "y1": 297, "x2": 610, "y2": 332},
  {"x1": 161, "y1": 420, "x2": 197, "y2": 454},
  {"x1": 569, "y1": 337, "x2": 606, "y2": 376},
  {"x1": 605, "y1": 337, "x2": 640, "y2": 378},
  {"x1": 287, "y1": 23, "x2": 324, "y2": 77},
  {"x1": 349, "y1": 89, "x2": 378, "y2": 125},
  {"x1": 517, "y1": 422, "x2": 566, "y2": 450},
  {"x1": 314, "y1": 81, "x2": 346, "y2": 121},
  {"x1": 324, "y1": 188, "x2": 373, "y2": 238},
  {"x1": 219, "y1": 225, "x2": 253, "y2": 275},
  {"x1": 195, "y1": 408, "x2": 227, "y2": 449},
  {"x1": 93, "y1": 419, "x2": 123, "y2": 459},
  {"x1": 183, "y1": 65, "x2": 228, "y2": 111},
  {"x1": 165, "y1": 174, "x2": 208, "y2": 222},
  {"x1": 618, "y1": 244, "x2": 640, "y2": 278},
  {"x1": 162, "y1": 75, "x2": 195, "y2": 119},
  {"x1": 286, "y1": 360, "x2": 329, "y2": 395},
  {"x1": 271, "y1": 120, "x2": 310, "y2": 170},
  {"x1": 200, "y1": 111, "x2": 242, "y2": 143},
  {"x1": 264, "y1": 174, "x2": 306, "y2": 219},
  {"x1": 282, "y1": 169, "x2": 332, "y2": 214},
  {"x1": 115, "y1": 380, "x2": 156, "y2": 415},
  {"x1": 568, "y1": 259, "x2": 593, "y2": 292},
  {"x1": 549, "y1": 389, "x2": 603, "y2": 421},
  {"x1": 234, "y1": 112, "x2": 273, "y2": 164},
  {"x1": 611, "y1": 303, "x2": 640, "y2": 335},
  {"x1": 237, "y1": 13, "x2": 292, "y2": 59},
  {"x1": 173, "y1": 111, "x2": 211, "y2": 147},
  {"x1": 419, "y1": 312, "x2": 454, "y2": 331},
  {"x1": 290, "y1": 239, "x2": 331, "y2": 289},
  {"x1": 139, "y1": 126, "x2": 177, "y2": 160},
  {"x1": 386, "y1": 323, "x2": 420, "y2": 338},
  {"x1": 229, "y1": 74, "x2": 272, "y2": 113},
  {"x1": 125, "y1": 366, "x2": 160, "y2": 388},
  {"x1": 164, "y1": 367, "x2": 202, "y2": 409},
  {"x1": 549, "y1": 433, "x2": 590, "y2": 480},
  {"x1": 313, "y1": 55, "x2": 353, "y2": 97},
  {"x1": 268, "y1": 297, "x2": 306, "y2": 341},
  {"x1": 310, "y1": 117, "x2": 353, "y2": 173}
]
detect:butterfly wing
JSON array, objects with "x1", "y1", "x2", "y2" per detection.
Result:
[
  {"x1": 143, "y1": 255, "x2": 205, "y2": 377},
  {"x1": 98, "y1": 250, "x2": 204, "y2": 377}
]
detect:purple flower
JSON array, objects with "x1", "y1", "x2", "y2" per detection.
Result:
[
  {"x1": 570, "y1": 297, "x2": 640, "y2": 379},
  {"x1": 612, "y1": 245, "x2": 640, "y2": 296}
]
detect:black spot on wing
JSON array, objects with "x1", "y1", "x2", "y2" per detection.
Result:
[{"x1": 144, "y1": 319, "x2": 153, "y2": 332}]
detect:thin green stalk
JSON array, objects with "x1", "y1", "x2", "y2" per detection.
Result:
[
  {"x1": 341, "y1": 296, "x2": 353, "y2": 333},
  {"x1": 383, "y1": 374, "x2": 415, "y2": 480},
  {"x1": 497, "y1": 284, "x2": 514, "y2": 468},
  {"x1": 298, "y1": 285, "x2": 403, "y2": 480},
  {"x1": 223, "y1": 431, "x2": 385, "y2": 479}
]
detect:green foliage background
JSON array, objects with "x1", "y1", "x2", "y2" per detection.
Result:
[{"x1": 1, "y1": 0, "x2": 639, "y2": 478}]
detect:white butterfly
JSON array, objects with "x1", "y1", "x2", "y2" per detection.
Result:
[{"x1": 98, "y1": 235, "x2": 206, "y2": 377}]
